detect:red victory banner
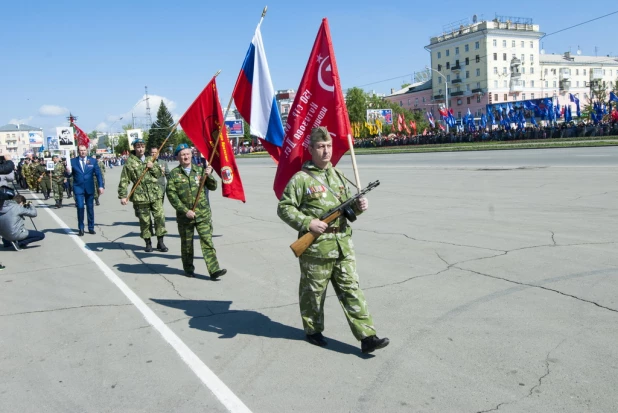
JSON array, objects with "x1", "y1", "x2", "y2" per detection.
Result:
[
  {"x1": 179, "y1": 76, "x2": 246, "y2": 202},
  {"x1": 72, "y1": 122, "x2": 90, "y2": 147},
  {"x1": 273, "y1": 18, "x2": 351, "y2": 198}
]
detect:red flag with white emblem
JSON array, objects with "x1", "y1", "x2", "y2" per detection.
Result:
[{"x1": 273, "y1": 18, "x2": 351, "y2": 198}]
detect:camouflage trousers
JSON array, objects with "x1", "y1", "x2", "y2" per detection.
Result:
[
  {"x1": 298, "y1": 251, "x2": 376, "y2": 341},
  {"x1": 133, "y1": 200, "x2": 167, "y2": 239},
  {"x1": 94, "y1": 176, "x2": 104, "y2": 200},
  {"x1": 39, "y1": 177, "x2": 51, "y2": 194},
  {"x1": 52, "y1": 181, "x2": 64, "y2": 201},
  {"x1": 177, "y1": 218, "x2": 220, "y2": 276}
]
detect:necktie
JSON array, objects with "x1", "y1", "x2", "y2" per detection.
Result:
[{"x1": 81, "y1": 158, "x2": 85, "y2": 171}]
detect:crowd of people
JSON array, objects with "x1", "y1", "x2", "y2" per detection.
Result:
[{"x1": 354, "y1": 120, "x2": 618, "y2": 148}]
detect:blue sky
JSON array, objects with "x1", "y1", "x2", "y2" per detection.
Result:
[{"x1": 1, "y1": 0, "x2": 616, "y2": 137}]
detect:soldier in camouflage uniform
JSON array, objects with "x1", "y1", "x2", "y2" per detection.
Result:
[
  {"x1": 62, "y1": 158, "x2": 73, "y2": 198},
  {"x1": 94, "y1": 154, "x2": 105, "y2": 206},
  {"x1": 51, "y1": 155, "x2": 66, "y2": 208},
  {"x1": 35, "y1": 158, "x2": 51, "y2": 199},
  {"x1": 118, "y1": 138, "x2": 168, "y2": 253},
  {"x1": 24, "y1": 158, "x2": 35, "y2": 192},
  {"x1": 166, "y1": 143, "x2": 226, "y2": 279},
  {"x1": 277, "y1": 127, "x2": 389, "y2": 354}
]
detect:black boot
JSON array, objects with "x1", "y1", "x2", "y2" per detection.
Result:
[
  {"x1": 156, "y1": 236, "x2": 168, "y2": 252},
  {"x1": 361, "y1": 336, "x2": 390, "y2": 354},
  {"x1": 54, "y1": 200, "x2": 60, "y2": 209},
  {"x1": 144, "y1": 238, "x2": 153, "y2": 252},
  {"x1": 95, "y1": 198, "x2": 100, "y2": 206}
]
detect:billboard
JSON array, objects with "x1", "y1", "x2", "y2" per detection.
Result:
[
  {"x1": 29, "y1": 131, "x2": 44, "y2": 145},
  {"x1": 56, "y1": 126, "x2": 75, "y2": 150},
  {"x1": 366, "y1": 109, "x2": 393, "y2": 125},
  {"x1": 225, "y1": 120, "x2": 244, "y2": 137},
  {"x1": 47, "y1": 136, "x2": 59, "y2": 150}
]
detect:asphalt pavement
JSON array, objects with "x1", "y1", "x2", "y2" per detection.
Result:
[{"x1": 1, "y1": 146, "x2": 617, "y2": 413}]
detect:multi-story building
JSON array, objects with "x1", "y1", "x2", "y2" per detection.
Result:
[
  {"x1": 276, "y1": 89, "x2": 296, "y2": 127},
  {"x1": 387, "y1": 15, "x2": 618, "y2": 124},
  {"x1": 0, "y1": 123, "x2": 44, "y2": 159}
]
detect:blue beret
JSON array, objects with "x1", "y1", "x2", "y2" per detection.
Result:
[
  {"x1": 132, "y1": 138, "x2": 145, "y2": 146},
  {"x1": 174, "y1": 143, "x2": 190, "y2": 156}
]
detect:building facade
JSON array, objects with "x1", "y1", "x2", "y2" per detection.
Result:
[
  {"x1": 0, "y1": 124, "x2": 44, "y2": 159},
  {"x1": 388, "y1": 15, "x2": 618, "y2": 125}
]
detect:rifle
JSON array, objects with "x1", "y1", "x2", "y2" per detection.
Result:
[{"x1": 289, "y1": 180, "x2": 380, "y2": 257}]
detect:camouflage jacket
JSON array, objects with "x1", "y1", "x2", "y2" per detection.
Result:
[
  {"x1": 117, "y1": 153, "x2": 162, "y2": 203},
  {"x1": 97, "y1": 160, "x2": 106, "y2": 176},
  {"x1": 166, "y1": 165, "x2": 217, "y2": 224},
  {"x1": 52, "y1": 162, "x2": 65, "y2": 183},
  {"x1": 35, "y1": 164, "x2": 48, "y2": 180},
  {"x1": 277, "y1": 161, "x2": 362, "y2": 258}
]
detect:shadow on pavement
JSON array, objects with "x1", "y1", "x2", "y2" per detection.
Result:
[
  {"x1": 151, "y1": 299, "x2": 371, "y2": 358},
  {"x1": 115, "y1": 262, "x2": 184, "y2": 276}
]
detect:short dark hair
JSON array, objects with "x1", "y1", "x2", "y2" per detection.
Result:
[{"x1": 14, "y1": 194, "x2": 26, "y2": 204}]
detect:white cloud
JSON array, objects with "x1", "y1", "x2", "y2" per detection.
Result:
[
  {"x1": 102, "y1": 94, "x2": 177, "y2": 132},
  {"x1": 95, "y1": 122, "x2": 109, "y2": 131},
  {"x1": 39, "y1": 105, "x2": 70, "y2": 117},
  {"x1": 8, "y1": 116, "x2": 34, "y2": 124}
]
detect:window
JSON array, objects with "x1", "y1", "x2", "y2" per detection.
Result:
[
  {"x1": 414, "y1": 98, "x2": 418, "y2": 106},
  {"x1": 503, "y1": 40, "x2": 506, "y2": 47},
  {"x1": 521, "y1": 41, "x2": 524, "y2": 48},
  {"x1": 521, "y1": 54, "x2": 525, "y2": 62},
  {"x1": 531, "y1": 80, "x2": 535, "y2": 87},
  {"x1": 476, "y1": 82, "x2": 481, "y2": 88},
  {"x1": 408, "y1": 99, "x2": 411, "y2": 105},
  {"x1": 530, "y1": 54, "x2": 534, "y2": 62},
  {"x1": 551, "y1": 68, "x2": 556, "y2": 74},
  {"x1": 503, "y1": 53, "x2": 507, "y2": 61},
  {"x1": 553, "y1": 81, "x2": 557, "y2": 87},
  {"x1": 455, "y1": 47, "x2": 460, "y2": 55},
  {"x1": 493, "y1": 39, "x2": 497, "y2": 47},
  {"x1": 476, "y1": 68, "x2": 481, "y2": 76},
  {"x1": 493, "y1": 53, "x2": 497, "y2": 60},
  {"x1": 437, "y1": 64, "x2": 442, "y2": 71},
  {"x1": 467, "y1": 97, "x2": 471, "y2": 104},
  {"x1": 522, "y1": 93, "x2": 526, "y2": 100},
  {"x1": 512, "y1": 53, "x2": 516, "y2": 59},
  {"x1": 522, "y1": 67, "x2": 526, "y2": 74},
  {"x1": 493, "y1": 67, "x2": 498, "y2": 74},
  {"x1": 494, "y1": 93, "x2": 499, "y2": 101},
  {"x1": 476, "y1": 55, "x2": 480, "y2": 63},
  {"x1": 603, "y1": 69, "x2": 606, "y2": 75},
  {"x1": 437, "y1": 51, "x2": 441, "y2": 59},
  {"x1": 465, "y1": 57, "x2": 469, "y2": 65},
  {"x1": 477, "y1": 95, "x2": 481, "y2": 103},
  {"x1": 466, "y1": 70, "x2": 470, "y2": 78},
  {"x1": 512, "y1": 40, "x2": 516, "y2": 47},
  {"x1": 544, "y1": 68, "x2": 548, "y2": 75},
  {"x1": 503, "y1": 67, "x2": 507, "y2": 74},
  {"x1": 439, "y1": 89, "x2": 442, "y2": 94},
  {"x1": 503, "y1": 80, "x2": 507, "y2": 87},
  {"x1": 422, "y1": 96, "x2": 426, "y2": 103},
  {"x1": 522, "y1": 80, "x2": 526, "y2": 87},
  {"x1": 438, "y1": 77, "x2": 442, "y2": 84},
  {"x1": 475, "y1": 41, "x2": 480, "y2": 49},
  {"x1": 583, "y1": 69, "x2": 587, "y2": 75},
  {"x1": 446, "y1": 62, "x2": 450, "y2": 69},
  {"x1": 530, "y1": 41, "x2": 533, "y2": 48},
  {"x1": 447, "y1": 74, "x2": 451, "y2": 82},
  {"x1": 530, "y1": 67, "x2": 534, "y2": 74},
  {"x1": 531, "y1": 93, "x2": 535, "y2": 99},
  {"x1": 455, "y1": 59, "x2": 460, "y2": 66},
  {"x1": 466, "y1": 84, "x2": 471, "y2": 91},
  {"x1": 446, "y1": 49, "x2": 450, "y2": 56},
  {"x1": 464, "y1": 44, "x2": 469, "y2": 52},
  {"x1": 504, "y1": 94, "x2": 508, "y2": 101},
  {"x1": 399, "y1": 101, "x2": 403, "y2": 107},
  {"x1": 494, "y1": 80, "x2": 498, "y2": 88},
  {"x1": 458, "y1": 111, "x2": 462, "y2": 117}
]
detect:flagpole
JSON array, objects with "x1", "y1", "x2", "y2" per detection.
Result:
[
  {"x1": 190, "y1": 6, "x2": 267, "y2": 210},
  {"x1": 347, "y1": 133, "x2": 361, "y2": 194}
]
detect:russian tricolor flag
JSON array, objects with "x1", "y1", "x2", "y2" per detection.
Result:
[{"x1": 232, "y1": 24, "x2": 284, "y2": 162}]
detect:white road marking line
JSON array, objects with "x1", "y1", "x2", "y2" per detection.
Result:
[{"x1": 36, "y1": 197, "x2": 252, "y2": 413}]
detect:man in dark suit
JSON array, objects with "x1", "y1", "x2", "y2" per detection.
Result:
[{"x1": 67, "y1": 145, "x2": 104, "y2": 236}]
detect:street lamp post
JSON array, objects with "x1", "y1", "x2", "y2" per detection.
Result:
[{"x1": 427, "y1": 66, "x2": 449, "y2": 133}]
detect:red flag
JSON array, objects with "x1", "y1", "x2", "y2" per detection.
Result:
[
  {"x1": 273, "y1": 18, "x2": 351, "y2": 199},
  {"x1": 402, "y1": 114, "x2": 411, "y2": 134},
  {"x1": 410, "y1": 120, "x2": 417, "y2": 134},
  {"x1": 179, "y1": 77, "x2": 246, "y2": 202},
  {"x1": 397, "y1": 113, "x2": 403, "y2": 132},
  {"x1": 72, "y1": 123, "x2": 90, "y2": 147}
]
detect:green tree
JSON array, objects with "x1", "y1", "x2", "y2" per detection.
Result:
[
  {"x1": 115, "y1": 134, "x2": 129, "y2": 155},
  {"x1": 345, "y1": 87, "x2": 367, "y2": 124},
  {"x1": 147, "y1": 101, "x2": 177, "y2": 152},
  {"x1": 176, "y1": 130, "x2": 193, "y2": 148}
]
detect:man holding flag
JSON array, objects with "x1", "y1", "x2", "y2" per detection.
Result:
[{"x1": 275, "y1": 18, "x2": 389, "y2": 354}]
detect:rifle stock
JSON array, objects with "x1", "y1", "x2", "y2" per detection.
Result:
[{"x1": 290, "y1": 210, "x2": 343, "y2": 257}]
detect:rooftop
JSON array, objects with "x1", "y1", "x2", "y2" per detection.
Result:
[
  {"x1": 0, "y1": 123, "x2": 43, "y2": 132},
  {"x1": 388, "y1": 79, "x2": 432, "y2": 97},
  {"x1": 539, "y1": 53, "x2": 618, "y2": 66}
]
